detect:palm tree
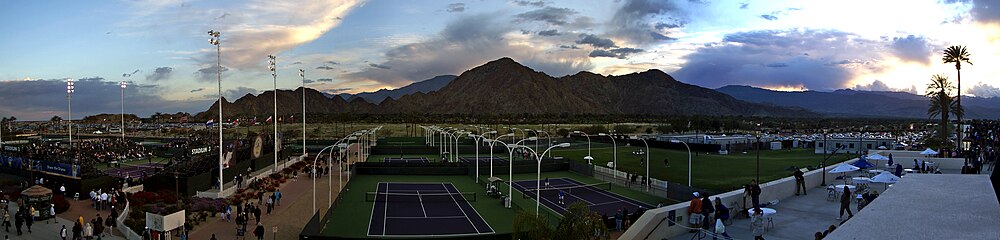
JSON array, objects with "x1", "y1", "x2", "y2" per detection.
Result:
[
  {"x1": 942, "y1": 46, "x2": 971, "y2": 150},
  {"x1": 926, "y1": 74, "x2": 963, "y2": 148}
]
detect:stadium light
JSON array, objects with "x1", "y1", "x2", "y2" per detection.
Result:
[
  {"x1": 599, "y1": 133, "x2": 619, "y2": 183},
  {"x1": 207, "y1": 29, "x2": 224, "y2": 191},
  {"x1": 267, "y1": 54, "x2": 278, "y2": 174},
  {"x1": 300, "y1": 69, "x2": 306, "y2": 164},
  {"x1": 573, "y1": 131, "x2": 593, "y2": 164},
  {"x1": 670, "y1": 139, "x2": 692, "y2": 187},
  {"x1": 66, "y1": 78, "x2": 75, "y2": 150},
  {"x1": 516, "y1": 142, "x2": 570, "y2": 215},
  {"x1": 120, "y1": 81, "x2": 127, "y2": 142}
]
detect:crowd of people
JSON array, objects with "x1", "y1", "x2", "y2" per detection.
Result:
[
  {"x1": 14, "y1": 138, "x2": 152, "y2": 166},
  {"x1": 964, "y1": 120, "x2": 998, "y2": 174}
]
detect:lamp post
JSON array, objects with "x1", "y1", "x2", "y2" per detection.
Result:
[
  {"x1": 599, "y1": 133, "x2": 618, "y2": 182},
  {"x1": 120, "y1": 81, "x2": 127, "y2": 141},
  {"x1": 300, "y1": 69, "x2": 306, "y2": 160},
  {"x1": 636, "y1": 136, "x2": 650, "y2": 191},
  {"x1": 312, "y1": 135, "x2": 352, "y2": 213},
  {"x1": 514, "y1": 142, "x2": 570, "y2": 215},
  {"x1": 469, "y1": 133, "x2": 483, "y2": 182},
  {"x1": 493, "y1": 137, "x2": 537, "y2": 208},
  {"x1": 208, "y1": 30, "x2": 223, "y2": 191},
  {"x1": 536, "y1": 130, "x2": 552, "y2": 158},
  {"x1": 573, "y1": 131, "x2": 592, "y2": 164},
  {"x1": 484, "y1": 132, "x2": 509, "y2": 177},
  {"x1": 66, "y1": 78, "x2": 74, "y2": 150},
  {"x1": 268, "y1": 55, "x2": 278, "y2": 174},
  {"x1": 670, "y1": 140, "x2": 692, "y2": 186},
  {"x1": 755, "y1": 125, "x2": 762, "y2": 183}
]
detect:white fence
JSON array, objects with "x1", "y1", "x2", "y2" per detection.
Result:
[
  {"x1": 592, "y1": 165, "x2": 671, "y2": 197},
  {"x1": 117, "y1": 200, "x2": 142, "y2": 240},
  {"x1": 196, "y1": 155, "x2": 306, "y2": 198}
]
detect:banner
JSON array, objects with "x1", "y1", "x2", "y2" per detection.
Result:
[
  {"x1": 190, "y1": 146, "x2": 211, "y2": 156},
  {"x1": 0, "y1": 156, "x2": 78, "y2": 177},
  {"x1": 146, "y1": 210, "x2": 185, "y2": 232},
  {"x1": 2, "y1": 145, "x2": 19, "y2": 152}
]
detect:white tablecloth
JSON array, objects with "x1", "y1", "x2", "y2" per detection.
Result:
[
  {"x1": 834, "y1": 184, "x2": 856, "y2": 192},
  {"x1": 852, "y1": 177, "x2": 871, "y2": 184},
  {"x1": 748, "y1": 207, "x2": 776, "y2": 217}
]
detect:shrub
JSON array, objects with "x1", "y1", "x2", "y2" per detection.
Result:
[{"x1": 52, "y1": 194, "x2": 71, "y2": 214}]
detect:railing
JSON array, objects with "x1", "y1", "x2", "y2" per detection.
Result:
[
  {"x1": 122, "y1": 184, "x2": 143, "y2": 193},
  {"x1": 195, "y1": 155, "x2": 305, "y2": 198},
  {"x1": 116, "y1": 200, "x2": 142, "y2": 240}
]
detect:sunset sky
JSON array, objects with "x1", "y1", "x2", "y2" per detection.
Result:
[{"x1": 2, "y1": 0, "x2": 999, "y2": 120}]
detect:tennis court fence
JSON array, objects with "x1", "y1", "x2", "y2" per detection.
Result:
[{"x1": 365, "y1": 191, "x2": 477, "y2": 202}]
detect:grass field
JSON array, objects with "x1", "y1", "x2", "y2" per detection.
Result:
[{"x1": 550, "y1": 141, "x2": 855, "y2": 191}]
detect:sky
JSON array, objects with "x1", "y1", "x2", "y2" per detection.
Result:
[{"x1": 2, "y1": 0, "x2": 1000, "y2": 120}]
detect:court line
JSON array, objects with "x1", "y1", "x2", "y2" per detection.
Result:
[
  {"x1": 561, "y1": 178, "x2": 649, "y2": 209},
  {"x1": 512, "y1": 181, "x2": 570, "y2": 216},
  {"x1": 418, "y1": 190, "x2": 427, "y2": 217},
  {"x1": 366, "y1": 182, "x2": 381, "y2": 236},
  {"x1": 383, "y1": 183, "x2": 390, "y2": 235},
  {"x1": 386, "y1": 216, "x2": 469, "y2": 219},
  {"x1": 443, "y1": 183, "x2": 481, "y2": 234}
]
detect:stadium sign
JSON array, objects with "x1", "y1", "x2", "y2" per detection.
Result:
[
  {"x1": 2, "y1": 145, "x2": 19, "y2": 152},
  {"x1": 190, "y1": 147, "x2": 211, "y2": 155}
]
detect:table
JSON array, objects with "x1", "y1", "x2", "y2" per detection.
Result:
[
  {"x1": 852, "y1": 177, "x2": 871, "y2": 185},
  {"x1": 747, "y1": 208, "x2": 776, "y2": 231},
  {"x1": 904, "y1": 168, "x2": 915, "y2": 173},
  {"x1": 834, "y1": 184, "x2": 856, "y2": 192},
  {"x1": 868, "y1": 170, "x2": 883, "y2": 174}
]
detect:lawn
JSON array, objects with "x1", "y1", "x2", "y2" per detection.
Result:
[{"x1": 550, "y1": 141, "x2": 855, "y2": 192}]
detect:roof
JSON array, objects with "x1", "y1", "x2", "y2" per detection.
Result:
[{"x1": 825, "y1": 174, "x2": 1000, "y2": 240}]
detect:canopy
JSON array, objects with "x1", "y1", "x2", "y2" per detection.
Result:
[
  {"x1": 829, "y1": 164, "x2": 861, "y2": 173},
  {"x1": 867, "y1": 153, "x2": 890, "y2": 161},
  {"x1": 870, "y1": 172, "x2": 901, "y2": 184},
  {"x1": 920, "y1": 148, "x2": 938, "y2": 155},
  {"x1": 851, "y1": 159, "x2": 876, "y2": 169}
]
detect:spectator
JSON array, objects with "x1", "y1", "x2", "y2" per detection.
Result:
[
  {"x1": 60, "y1": 225, "x2": 67, "y2": 240},
  {"x1": 713, "y1": 197, "x2": 730, "y2": 224},
  {"x1": 751, "y1": 208, "x2": 765, "y2": 240},
  {"x1": 701, "y1": 195, "x2": 714, "y2": 231},
  {"x1": 838, "y1": 186, "x2": 854, "y2": 220},
  {"x1": 750, "y1": 180, "x2": 762, "y2": 209},
  {"x1": 688, "y1": 192, "x2": 703, "y2": 232},
  {"x1": 794, "y1": 169, "x2": 806, "y2": 196},
  {"x1": 254, "y1": 223, "x2": 265, "y2": 240},
  {"x1": 614, "y1": 209, "x2": 622, "y2": 232}
]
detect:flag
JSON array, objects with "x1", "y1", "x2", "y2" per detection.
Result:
[
  {"x1": 265, "y1": 116, "x2": 273, "y2": 123},
  {"x1": 250, "y1": 116, "x2": 257, "y2": 125},
  {"x1": 231, "y1": 118, "x2": 240, "y2": 126},
  {"x1": 278, "y1": 117, "x2": 283, "y2": 122},
  {"x1": 205, "y1": 119, "x2": 215, "y2": 126}
]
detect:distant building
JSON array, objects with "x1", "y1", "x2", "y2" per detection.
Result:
[
  {"x1": 656, "y1": 134, "x2": 776, "y2": 152},
  {"x1": 814, "y1": 137, "x2": 894, "y2": 154}
]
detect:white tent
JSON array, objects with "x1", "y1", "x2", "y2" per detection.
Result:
[
  {"x1": 870, "y1": 171, "x2": 902, "y2": 190},
  {"x1": 829, "y1": 164, "x2": 861, "y2": 173},
  {"x1": 920, "y1": 148, "x2": 938, "y2": 155},
  {"x1": 868, "y1": 153, "x2": 890, "y2": 168}
]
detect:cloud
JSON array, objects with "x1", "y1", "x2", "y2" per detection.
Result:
[
  {"x1": 316, "y1": 65, "x2": 335, "y2": 70},
  {"x1": 122, "y1": 69, "x2": 140, "y2": 77},
  {"x1": 325, "y1": 61, "x2": 339, "y2": 65},
  {"x1": 146, "y1": 67, "x2": 174, "y2": 81},
  {"x1": 368, "y1": 63, "x2": 391, "y2": 70},
  {"x1": 316, "y1": 78, "x2": 334, "y2": 82},
  {"x1": 513, "y1": 7, "x2": 578, "y2": 25},
  {"x1": 559, "y1": 45, "x2": 581, "y2": 49},
  {"x1": 511, "y1": 0, "x2": 545, "y2": 8},
  {"x1": 343, "y1": 13, "x2": 593, "y2": 86},
  {"x1": 195, "y1": 66, "x2": 229, "y2": 81},
  {"x1": 538, "y1": 29, "x2": 561, "y2": 36},
  {"x1": 575, "y1": 34, "x2": 617, "y2": 49},
  {"x1": 672, "y1": 29, "x2": 887, "y2": 91},
  {"x1": 446, "y1": 3, "x2": 465, "y2": 12},
  {"x1": 0, "y1": 77, "x2": 210, "y2": 120},
  {"x1": 969, "y1": 0, "x2": 1000, "y2": 23},
  {"x1": 890, "y1": 35, "x2": 933, "y2": 64},
  {"x1": 760, "y1": 15, "x2": 777, "y2": 21},
  {"x1": 221, "y1": 87, "x2": 259, "y2": 100},
  {"x1": 190, "y1": 88, "x2": 206, "y2": 93},
  {"x1": 854, "y1": 80, "x2": 916, "y2": 93},
  {"x1": 215, "y1": 12, "x2": 231, "y2": 20},
  {"x1": 607, "y1": 0, "x2": 684, "y2": 45},
  {"x1": 740, "y1": 2, "x2": 749, "y2": 9},
  {"x1": 588, "y1": 47, "x2": 644, "y2": 59},
  {"x1": 967, "y1": 82, "x2": 1000, "y2": 98},
  {"x1": 323, "y1": 88, "x2": 353, "y2": 94},
  {"x1": 291, "y1": 61, "x2": 303, "y2": 65},
  {"x1": 655, "y1": 22, "x2": 682, "y2": 30},
  {"x1": 303, "y1": 79, "x2": 315, "y2": 84}
]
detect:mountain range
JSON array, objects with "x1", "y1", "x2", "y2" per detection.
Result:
[
  {"x1": 336, "y1": 75, "x2": 456, "y2": 104},
  {"x1": 715, "y1": 85, "x2": 1000, "y2": 119},
  {"x1": 195, "y1": 57, "x2": 815, "y2": 119}
]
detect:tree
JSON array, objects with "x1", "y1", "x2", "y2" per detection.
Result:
[
  {"x1": 512, "y1": 210, "x2": 553, "y2": 239},
  {"x1": 555, "y1": 202, "x2": 608, "y2": 240},
  {"x1": 50, "y1": 115, "x2": 63, "y2": 122},
  {"x1": 942, "y1": 45, "x2": 971, "y2": 150},
  {"x1": 556, "y1": 128, "x2": 570, "y2": 137},
  {"x1": 926, "y1": 74, "x2": 963, "y2": 149},
  {"x1": 612, "y1": 124, "x2": 633, "y2": 134}
]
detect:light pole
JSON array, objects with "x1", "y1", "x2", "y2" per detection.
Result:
[
  {"x1": 491, "y1": 137, "x2": 536, "y2": 208},
  {"x1": 514, "y1": 142, "x2": 570, "y2": 215},
  {"x1": 573, "y1": 131, "x2": 593, "y2": 164},
  {"x1": 120, "y1": 81, "x2": 127, "y2": 141},
  {"x1": 536, "y1": 130, "x2": 552, "y2": 158},
  {"x1": 312, "y1": 135, "x2": 352, "y2": 213},
  {"x1": 268, "y1": 55, "x2": 278, "y2": 174},
  {"x1": 822, "y1": 129, "x2": 828, "y2": 186},
  {"x1": 670, "y1": 140, "x2": 692, "y2": 186},
  {"x1": 300, "y1": 69, "x2": 306, "y2": 160},
  {"x1": 469, "y1": 133, "x2": 484, "y2": 182},
  {"x1": 208, "y1": 29, "x2": 223, "y2": 191},
  {"x1": 599, "y1": 133, "x2": 618, "y2": 182},
  {"x1": 635, "y1": 136, "x2": 650, "y2": 191},
  {"x1": 485, "y1": 132, "x2": 511, "y2": 177},
  {"x1": 755, "y1": 126, "x2": 762, "y2": 183},
  {"x1": 66, "y1": 78, "x2": 74, "y2": 150}
]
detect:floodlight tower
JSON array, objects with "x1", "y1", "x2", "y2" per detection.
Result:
[
  {"x1": 300, "y1": 69, "x2": 307, "y2": 160},
  {"x1": 208, "y1": 30, "x2": 223, "y2": 190},
  {"x1": 120, "y1": 81, "x2": 127, "y2": 141},
  {"x1": 66, "y1": 78, "x2": 75, "y2": 150},
  {"x1": 268, "y1": 55, "x2": 278, "y2": 173}
]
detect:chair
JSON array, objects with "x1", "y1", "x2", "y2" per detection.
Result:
[
  {"x1": 826, "y1": 186, "x2": 837, "y2": 201},
  {"x1": 74, "y1": 192, "x2": 80, "y2": 200}
]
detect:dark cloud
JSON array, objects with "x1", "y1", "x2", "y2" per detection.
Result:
[
  {"x1": 538, "y1": 29, "x2": 561, "y2": 36},
  {"x1": 324, "y1": 88, "x2": 353, "y2": 94},
  {"x1": 344, "y1": 13, "x2": 593, "y2": 85},
  {"x1": 316, "y1": 78, "x2": 334, "y2": 82},
  {"x1": 575, "y1": 34, "x2": 617, "y2": 49},
  {"x1": 325, "y1": 61, "x2": 339, "y2": 65},
  {"x1": 316, "y1": 65, "x2": 335, "y2": 70},
  {"x1": 190, "y1": 88, "x2": 205, "y2": 93},
  {"x1": 368, "y1": 63, "x2": 391, "y2": 70},
  {"x1": 965, "y1": 0, "x2": 1000, "y2": 23},
  {"x1": 195, "y1": 66, "x2": 229, "y2": 81},
  {"x1": 765, "y1": 63, "x2": 788, "y2": 68},
  {"x1": 291, "y1": 61, "x2": 303, "y2": 65},
  {"x1": 588, "y1": 47, "x2": 644, "y2": 59},
  {"x1": 513, "y1": 7, "x2": 578, "y2": 25},
  {"x1": 446, "y1": 3, "x2": 466, "y2": 12},
  {"x1": 0, "y1": 77, "x2": 210, "y2": 120},
  {"x1": 122, "y1": 69, "x2": 140, "y2": 78},
  {"x1": 303, "y1": 79, "x2": 315, "y2": 84},
  {"x1": 511, "y1": 0, "x2": 545, "y2": 7},
  {"x1": 890, "y1": 35, "x2": 933, "y2": 64},
  {"x1": 655, "y1": 22, "x2": 682, "y2": 30},
  {"x1": 608, "y1": 0, "x2": 684, "y2": 45},
  {"x1": 854, "y1": 80, "x2": 917, "y2": 93},
  {"x1": 673, "y1": 29, "x2": 884, "y2": 90},
  {"x1": 145, "y1": 67, "x2": 173, "y2": 81},
  {"x1": 650, "y1": 32, "x2": 677, "y2": 41},
  {"x1": 740, "y1": 2, "x2": 749, "y2": 9},
  {"x1": 559, "y1": 45, "x2": 581, "y2": 49},
  {"x1": 760, "y1": 15, "x2": 778, "y2": 21},
  {"x1": 215, "y1": 12, "x2": 230, "y2": 20},
  {"x1": 220, "y1": 87, "x2": 258, "y2": 101},
  {"x1": 968, "y1": 82, "x2": 1000, "y2": 98}
]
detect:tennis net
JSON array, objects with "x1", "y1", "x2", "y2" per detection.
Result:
[
  {"x1": 521, "y1": 182, "x2": 612, "y2": 199},
  {"x1": 365, "y1": 191, "x2": 477, "y2": 202}
]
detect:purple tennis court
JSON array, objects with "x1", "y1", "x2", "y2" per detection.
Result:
[
  {"x1": 103, "y1": 162, "x2": 164, "y2": 179},
  {"x1": 383, "y1": 157, "x2": 429, "y2": 163},
  {"x1": 367, "y1": 182, "x2": 494, "y2": 237},
  {"x1": 512, "y1": 177, "x2": 653, "y2": 216},
  {"x1": 459, "y1": 156, "x2": 507, "y2": 164}
]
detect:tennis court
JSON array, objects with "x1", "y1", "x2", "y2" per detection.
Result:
[
  {"x1": 383, "y1": 157, "x2": 429, "y2": 163},
  {"x1": 458, "y1": 156, "x2": 507, "y2": 164},
  {"x1": 367, "y1": 182, "x2": 494, "y2": 237},
  {"x1": 512, "y1": 177, "x2": 653, "y2": 216},
  {"x1": 103, "y1": 162, "x2": 164, "y2": 179}
]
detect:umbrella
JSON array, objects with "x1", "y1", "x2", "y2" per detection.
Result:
[
  {"x1": 920, "y1": 148, "x2": 938, "y2": 156},
  {"x1": 868, "y1": 153, "x2": 890, "y2": 169},
  {"x1": 829, "y1": 164, "x2": 860, "y2": 184},
  {"x1": 870, "y1": 171, "x2": 901, "y2": 190},
  {"x1": 851, "y1": 158, "x2": 875, "y2": 169}
]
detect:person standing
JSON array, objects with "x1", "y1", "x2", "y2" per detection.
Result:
[
  {"x1": 49, "y1": 204, "x2": 56, "y2": 224},
  {"x1": 275, "y1": 189, "x2": 282, "y2": 206},
  {"x1": 701, "y1": 195, "x2": 715, "y2": 231},
  {"x1": 253, "y1": 223, "x2": 265, "y2": 240},
  {"x1": 60, "y1": 185, "x2": 66, "y2": 196},
  {"x1": 751, "y1": 208, "x2": 765, "y2": 240},
  {"x1": 60, "y1": 225, "x2": 67, "y2": 240},
  {"x1": 713, "y1": 218, "x2": 732, "y2": 240},
  {"x1": 13, "y1": 210, "x2": 21, "y2": 235},
  {"x1": 750, "y1": 180, "x2": 762, "y2": 209},
  {"x1": 23, "y1": 208, "x2": 32, "y2": 234},
  {"x1": 688, "y1": 192, "x2": 703, "y2": 232},
  {"x1": 2, "y1": 209, "x2": 9, "y2": 232},
  {"x1": 613, "y1": 209, "x2": 622, "y2": 232},
  {"x1": 838, "y1": 185, "x2": 854, "y2": 220},
  {"x1": 794, "y1": 169, "x2": 806, "y2": 196}
]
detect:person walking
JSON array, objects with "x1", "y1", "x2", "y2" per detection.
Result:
[
  {"x1": 275, "y1": 189, "x2": 282, "y2": 206},
  {"x1": 750, "y1": 180, "x2": 762, "y2": 209},
  {"x1": 712, "y1": 218, "x2": 732, "y2": 240},
  {"x1": 60, "y1": 225, "x2": 67, "y2": 240},
  {"x1": 2, "y1": 210, "x2": 9, "y2": 232},
  {"x1": 24, "y1": 208, "x2": 32, "y2": 234},
  {"x1": 13, "y1": 211, "x2": 21, "y2": 235},
  {"x1": 794, "y1": 169, "x2": 807, "y2": 196},
  {"x1": 751, "y1": 208, "x2": 765, "y2": 240},
  {"x1": 838, "y1": 185, "x2": 854, "y2": 220},
  {"x1": 49, "y1": 204, "x2": 56, "y2": 224},
  {"x1": 688, "y1": 192, "x2": 703, "y2": 232},
  {"x1": 254, "y1": 223, "x2": 265, "y2": 240}
]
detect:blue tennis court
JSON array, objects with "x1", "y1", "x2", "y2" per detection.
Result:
[
  {"x1": 383, "y1": 157, "x2": 429, "y2": 163},
  {"x1": 512, "y1": 177, "x2": 653, "y2": 216},
  {"x1": 367, "y1": 182, "x2": 494, "y2": 237},
  {"x1": 459, "y1": 156, "x2": 507, "y2": 164}
]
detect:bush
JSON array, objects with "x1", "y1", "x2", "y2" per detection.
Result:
[{"x1": 52, "y1": 194, "x2": 71, "y2": 214}]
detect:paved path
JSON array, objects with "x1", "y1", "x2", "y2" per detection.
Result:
[
  {"x1": 190, "y1": 165, "x2": 344, "y2": 240},
  {"x1": 4, "y1": 202, "x2": 125, "y2": 240}
]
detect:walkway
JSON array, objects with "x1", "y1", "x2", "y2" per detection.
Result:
[{"x1": 5, "y1": 201, "x2": 125, "y2": 240}]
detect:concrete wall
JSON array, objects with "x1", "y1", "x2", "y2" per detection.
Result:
[
  {"x1": 872, "y1": 150, "x2": 966, "y2": 170},
  {"x1": 620, "y1": 158, "x2": 856, "y2": 240}
]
